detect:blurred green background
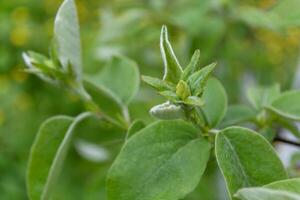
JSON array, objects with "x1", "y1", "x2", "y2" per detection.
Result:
[{"x1": 1, "y1": 0, "x2": 300, "y2": 199}]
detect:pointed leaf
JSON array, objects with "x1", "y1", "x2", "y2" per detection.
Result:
[
  {"x1": 181, "y1": 49, "x2": 201, "y2": 81},
  {"x1": 184, "y1": 96, "x2": 204, "y2": 107},
  {"x1": 215, "y1": 127, "x2": 287, "y2": 200},
  {"x1": 107, "y1": 120, "x2": 211, "y2": 200},
  {"x1": 27, "y1": 113, "x2": 92, "y2": 200},
  {"x1": 202, "y1": 78, "x2": 227, "y2": 127},
  {"x1": 54, "y1": 0, "x2": 82, "y2": 81},
  {"x1": 142, "y1": 75, "x2": 175, "y2": 91},
  {"x1": 160, "y1": 25, "x2": 183, "y2": 83},
  {"x1": 187, "y1": 62, "x2": 216, "y2": 96}
]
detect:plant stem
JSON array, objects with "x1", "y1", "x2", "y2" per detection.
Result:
[{"x1": 274, "y1": 136, "x2": 300, "y2": 148}]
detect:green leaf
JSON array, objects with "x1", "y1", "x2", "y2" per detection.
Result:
[
  {"x1": 126, "y1": 120, "x2": 145, "y2": 140},
  {"x1": 27, "y1": 113, "x2": 92, "y2": 200},
  {"x1": 95, "y1": 55, "x2": 140, "y2": 104},
  {"x1": 181, "y1": 49, "x2": 201, "y2": 81},
  {"x1": 215, "y1": 127, "x2": 287, "y2": 200},
  {"x1": 235, "y1": 188, "x2": 300, "y2": 200},
  {"x1": 107, "y1": 120, "x2": 211, "y2": 200},
  {"x1": 270, "y1": 0, "x2": 300, "y2": 27},
  {"x1": 221, "y1": 105, "x2": 256, "y2": 127},
  {"x1": 142, "y1": 75, "x2": 175, "y2": 91},
  {"x1": 83, "y1": 80, "x2": 124, "y2": 121},
  {"x1": 268, "y1": 90, "x2": 300, "y2": 121},
  {"x1": 235, "y1": 178, "x2": 300, "y2": 200},
  {"x1": 160, "y1": 25, "x2": 183, "y2": 83},
  {"x1": 187, "y1": 62, "x2": 216, "y2": 96},
  {"x1": 246, "y1": 84, "x2": 280, "y2": 110},
  {"x1": 159, "y1": 90, "x2": 179, "y2": 101},
  {"x1": 54, "y1": 0, "x2": 82, "y2": 82},
  {"x1": 259, "y1": 126, "x2": 276, "y2": 142},
  {"x1": 265, "y1": 178, "x2": 300, "y2": 195},
  {"x1": 176, "y1": 80, "x2": 191, "y2": 100},
  {"x1": 184, "y1": 96, "x2": 204, "y2": 107},
  {"x1": 202, "y1": 78, "x2": 227, "y2": 127}
]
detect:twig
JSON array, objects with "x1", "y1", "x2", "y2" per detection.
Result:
[{"x1": 274, "y1": 136, "x2": 300, "y2": 148}]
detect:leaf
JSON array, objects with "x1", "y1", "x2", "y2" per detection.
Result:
[
  {"x1": 268, "y1": 90, "x2": 300, "y2": 121},
  {"x1": 107, "y1": 120, "x2": 211, "y2": 200},
  {"x1": 235, "y1": 188, "x2": 300, "y2": 200},
  {"x1": 221, "y1": 105, "x2": 256, "y2": 127},
  {"x1": 126, "y1": 120, "x2": 145, "y2": 140},
  {"x1": 202, "y1": 78, "x2": 227, "y2": 127},
  {"x1": 187, "y1": 62, "x2": 216, "y2": 96},
  {"x1": 142, "y1": 75, "x2": 175, "y2": 91},
  {"x1": 159, "y1": 90, "x2": 179, "y2": 101},
  {"x1": 235, "y1": 178, "x2": 300, "y2": 200},
  {"x1": 181, "y1": 49, "x2": 201, "y2": 81},
  {"x1": 176, "y1": 80, "x2": 191, "y2": 100},
  {"x1": 184, "y1": 96, "x2": 204, "y2": 107},
  {"x1": 27, "y1": 113, "x2": 92, "y2": 200},
  {"x1": 265, "y1": 178, "x2": 300, "y2": 195},
  {"x1": 54, "y1": 0, "x2": 82, "y2": 82},
  {"x1": 246, "y1": 84, "x2": 280, "y2": 110},
  {"x1": 215, "y1": 127, "x2": 287, "y2": 200},
  {"x1": 270, "y1": 0, "x2": 300, "y2": 27},
  {"x1": 95, "y1": 55, "x2": 140, "y2": 104},
  {"x1": 83, "y1": 80, "x2": 124, "y2": 121},
  {"x1": 160, "y1": 25, "x2": 183, "y2": 83}
]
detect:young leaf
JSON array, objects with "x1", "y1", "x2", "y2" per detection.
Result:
[
  {"x1": 268, "y1": 90, "x2": 300, "y2": 121},
  {"x1": 54, "y1": 0, "x2": 82, "y2": 82},
  {"x1": 247, "y1": 84, "x2": 280, "y2": 110},
  {"x1": 221, "y1": 105, "x2": 256, "y2": 127},
  {"x1": 181, "y1": 49, "x2": 201, "y2": 81},
  {"x1": 107, "y1": 120, "x2": 211, "y2": 200},
  {"x1": 160, "y1": 25, "x2": 183, "y2": 83},
  {"x1": 27, "y1": 113, "x2": 92, "y2": 200},
  {"x1": 142, "y1": 75, "x2": 175, "y2": 91},
  {"x1": 94, "y1": 55, "x2": 140, "y2": 104},
  {"x1": 235, "y1": 188, "x2": 300, "y2": 200},
  {"x1": 215, "y1": 127, "x2": 287, "y2": 200},
  {"x1": 83, "y1": 80, "x2": 124, "y2": 121},
  {"x1": 187, "y1": 62, "x2": 216, "y2": 96},
  {"x1": 176, "y1": 80, "x2": 191, "y2": 100},
  {"x1": 202, "y1": 78, "x2": 227, "y2": 127},
  {"x1": 184, "y1": 96, "x2": 204, "y2": 107},
  {"x1": 126, "y1": 120, "x2": 145, "y2": 140}
]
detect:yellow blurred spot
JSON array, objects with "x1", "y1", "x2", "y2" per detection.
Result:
[
  {"x1": 258, "y1": 0, "x2": 276, "y2": 9},
  {"x1": 13, "y1": 93, "x2": 32, "y2": 111},
  {"x1": 10, "y1": 26, "x2": 30, "y2": 46},
  {"x1": 11, "y1": 67, "x2": 28, "y2": 83},
  {"x1": 0, "y1": 110, "x2": 5, "y2": 125},
  {"x1": 68, "y1": 93, "x2": 80, "y2": 102},
  {"x1": 11, "y1": 7, "x2": 30, "y2": 23}
]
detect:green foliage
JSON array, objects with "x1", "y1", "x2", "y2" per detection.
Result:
[
  {"x1": 215, "y1": 127, "x2": 287, "y2": 199},
  {"x1": 89, "y1": 55, "x2": 140, "y2": 105},
  {"x1": 106, "y1": 120, "x2": 211, "y2": 200},
  {"x1": 201, "y1": 78, "x2": 227, "y2": 128},
  {"x1": 27, "y1": 113, "x2": 92, "y2": 200},
  {"x1": 268, "y1": 90, "x2": 300, "y2": 121},
  {"x1": 13, "y1": 0, "x2": 300, "y2": 199}
]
